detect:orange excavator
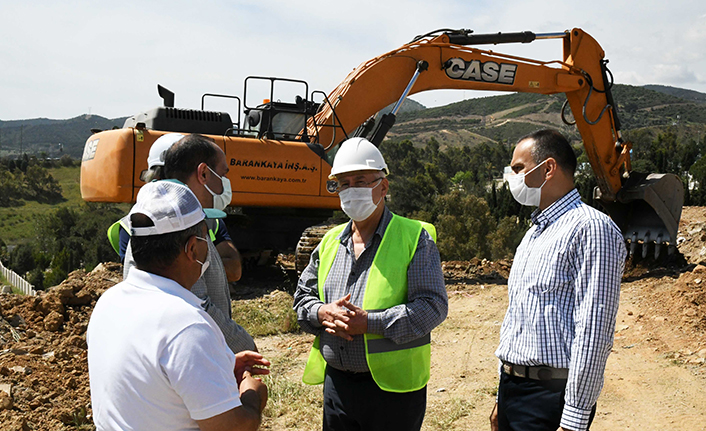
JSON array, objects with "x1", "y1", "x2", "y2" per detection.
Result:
[{"x1": 80, "y1": 28, "x2": 683, "y2": 269}]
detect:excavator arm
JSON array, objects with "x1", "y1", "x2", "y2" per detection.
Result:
[{"x1": 307, "y1": 28, "x2": 683, "y2": 257}]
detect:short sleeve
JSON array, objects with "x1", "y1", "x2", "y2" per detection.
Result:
[
  {"x1": 118, "y1": 227, "x2": 131, "y2": 262},
  {"x1": 213, "y1": 220, "x2": 232, "y2": 246},
  {"x1": 161, "y1": 322, "x2": 242, "y2": 420}
]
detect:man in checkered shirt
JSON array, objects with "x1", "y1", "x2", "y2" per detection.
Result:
[{"x1": 490, "y1": 129, "x2": 626, "y2": 431}]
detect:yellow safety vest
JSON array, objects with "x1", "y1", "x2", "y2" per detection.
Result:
[{"x1": 302, "y1": 213, "x2": 436, "y2": 393}]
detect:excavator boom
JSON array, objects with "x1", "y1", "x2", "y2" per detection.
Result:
[{"x1": 306, "y1": 28, "x2": 683, "y2": 255}]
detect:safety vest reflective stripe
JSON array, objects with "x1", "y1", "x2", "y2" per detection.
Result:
[
  {"x1": 209, "y1": 219, "x2": 219, "y2": 243},
  {"x1": 366, "y1": 333, "x2": 431, "y2": 354}
]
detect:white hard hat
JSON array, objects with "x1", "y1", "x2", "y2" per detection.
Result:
[
  {"x1": 147, "y1": 133, "x2": 184, "y2": 169},
  {"x1": 329, "y1": 137, "x2": 389, "y2": 179}
]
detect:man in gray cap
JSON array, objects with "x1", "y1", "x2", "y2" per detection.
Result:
[{"x1": 88, "y1": 180, "x2": 268, "y2": 431}]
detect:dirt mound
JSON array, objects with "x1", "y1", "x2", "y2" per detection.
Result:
[
  {"x1": 670, "y1": 265, "x2": 706, "y2": 332},
  {"x1": 678, "y1": 206, "x2": 706, "y2": 265},
  {"x1": 442, "y1": 258, "x2": 511, "y2": 287},
  {"x1": 0, "y1": 262, "x2": 121, "y2": 430}
]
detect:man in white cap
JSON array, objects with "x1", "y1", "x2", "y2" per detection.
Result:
[
  {"x1": 88, "y1": 180, "x2": 269, "y2": 431},
  {"x1": 293, "y1": 137, "x2": 448, "y2": 431}
]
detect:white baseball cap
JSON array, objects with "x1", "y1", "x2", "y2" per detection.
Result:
[{"x1": 127, "y1": 180, "x2": 224, "y2": 236}]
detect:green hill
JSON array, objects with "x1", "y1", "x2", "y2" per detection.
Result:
[
  {"x1": 387, "y1": 84, "x2": 706, "y2": 147},
  {"x1": 643, "y1": 85, "x2": 706, "y2": 104}
]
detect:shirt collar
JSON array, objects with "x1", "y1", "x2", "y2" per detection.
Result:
[
  {"x1": 124, "y1": 267, "x2": 204, "y2": 309},
  {"x1": 339, "y1": 206, "x2": 392, "y2": 242},
  {"x1": 530, "y1": 188, "x2": 581, "y2": 232}
]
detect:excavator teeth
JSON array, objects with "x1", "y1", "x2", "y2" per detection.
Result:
[{"x1": 654, "y1": 235, "x2": 663, "y2": 260}]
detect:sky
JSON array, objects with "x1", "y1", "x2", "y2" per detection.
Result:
[{"x1": 0, "y1": 0, "x2": 704, "y2": 121}]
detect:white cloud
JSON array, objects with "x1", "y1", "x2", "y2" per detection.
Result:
[{"x1": 652, "y1": 64, "x2": 703, "y2": 86}]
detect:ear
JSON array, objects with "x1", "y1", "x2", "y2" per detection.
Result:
[
  {"x1": 196, "y1": 163, "x2": 210, "y2": 185},
  {"x1": 380, "y1": 177, "x2": 389, "y2": 198},
  {"x1": 544, "y1": 158, "x2": 558, "y2": 180},
  {"x1": 184, "y1": 235, "x2": 200, "y2": 263}
]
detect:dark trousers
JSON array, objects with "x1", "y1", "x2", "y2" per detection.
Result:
[
  {"x1": 323, "y1": 366, "x2": 426, "y2": 431},
  {"x1": 497, "y1": 372, "x2": 597, "y2": 431}
]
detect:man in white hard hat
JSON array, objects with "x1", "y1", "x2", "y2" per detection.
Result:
[
  {"x1": 88, "y1": 180, "x2": 269, "y2": 431},
  {"x1": 293, "y1": 137, "x2": 448, "y2": 431}
]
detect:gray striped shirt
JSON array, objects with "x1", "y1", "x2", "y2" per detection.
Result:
[
  {"x1": 293, "y1": 207, "x2": 448, "y2": 373},
  {"x1": 495, "y1": 189, "x2": 626, "y2": 431}
]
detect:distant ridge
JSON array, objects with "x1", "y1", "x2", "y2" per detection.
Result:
[
  {"x1": 643, "y1": 84, "x2": 706, "y2": 104},
  {"x1": 0, "y1": 115, "x2": 126, "y2": 158},
  {"x1": 1, "y1": 84, "x2": 705, "y2": 157}
]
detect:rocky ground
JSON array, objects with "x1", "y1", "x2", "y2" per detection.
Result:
[{"x1": 0, "y1": 207, "x2": 705, "y2": 430}]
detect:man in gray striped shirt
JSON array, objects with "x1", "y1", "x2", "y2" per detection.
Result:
[{"x1": 490, "y1": 129, "x2": 626, "y2": 431}]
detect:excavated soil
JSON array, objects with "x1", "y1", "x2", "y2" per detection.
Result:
[{"x1": 0, "y1": 207, "x2": 705, "y2": 430}]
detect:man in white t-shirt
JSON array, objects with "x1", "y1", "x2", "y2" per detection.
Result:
[{"x1": 88, "y1": 181, "x2": 269, "y2": 431}]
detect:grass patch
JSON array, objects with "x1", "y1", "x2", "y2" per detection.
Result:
[
  {"x1": 232, "y1": 290, "x2": 300, "y2": 337},
  {"x1": 0, "y1": 166, "x2": 80, "y2": 244},
  {"x1": 425, "y1": 396, "x2": 474, "y2": 429},
  {"x1": 262, "y1": 373, "x2": 322, "y2": 428},
  {"x1": 0, "y1": 165, "x2": 130, "y2": 245}
]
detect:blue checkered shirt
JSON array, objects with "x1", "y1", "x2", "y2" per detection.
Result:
[
  {"x1": 293, "y1": 207, "x2": 448, "y2": 373},
  {"x1": 495, "y1": 189, "x2": 626, "y2": 431}
]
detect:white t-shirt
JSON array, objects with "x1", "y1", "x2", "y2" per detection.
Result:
[{"x1": 87, "y1": 268, "x2": 242, "y2": 431}]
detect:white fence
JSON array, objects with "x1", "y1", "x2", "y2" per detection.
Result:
[{"x1": 0, "y1": 260, "x2": 36, "y2": 296}]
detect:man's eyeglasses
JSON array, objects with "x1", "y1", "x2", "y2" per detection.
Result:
[{"x1": 335, "y1": 177, "x2": 383, "y2": 193}]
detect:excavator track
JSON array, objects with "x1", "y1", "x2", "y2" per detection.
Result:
[{"x1": 295, "y1": 224, "x2": 338, "y2": 274}]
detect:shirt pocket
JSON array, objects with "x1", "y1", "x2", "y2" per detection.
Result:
[{"x1": 523, "y1": 245, "x2": 573, "y2": 294}]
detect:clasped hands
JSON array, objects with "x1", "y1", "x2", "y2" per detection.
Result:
[{"x1": 317, "y1": 293, "x2": 368, "y2": 341}]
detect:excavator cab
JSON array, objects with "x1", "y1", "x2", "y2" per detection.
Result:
[{"x1": 243, "y1": 76, "x2": 320, "y2": 141}]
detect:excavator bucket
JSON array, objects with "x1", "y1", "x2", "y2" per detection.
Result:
[{"x1": 595, "y1": 172, "x2": 684, "y2": 259}]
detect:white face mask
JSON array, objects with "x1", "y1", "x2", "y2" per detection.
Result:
[
  {"x1": 339, "y1": 178, "x2": 383, "y2": 221},
  {"x1": 507, "y1": 159, "x2": 548, "y2": 207},
  {"x1": 204, "y1": 166, "x2": 232, "y2": 211},
  {"x1": 186, "y1": 236, "x2": 210, "y2": 278}
]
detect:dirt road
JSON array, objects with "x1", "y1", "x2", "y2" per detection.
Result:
[{"x1": 257, "y1": 274, "x2": 706, "y2": 430}]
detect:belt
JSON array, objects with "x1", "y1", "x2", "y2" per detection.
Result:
[{"x1": 502, "y1": 361, "x2": 569, "y2": 381}]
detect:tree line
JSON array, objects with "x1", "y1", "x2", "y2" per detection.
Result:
[
  {"x1": 381, "y1": 128, "x2": 706, "y2": 261},
  {"x1": 0, "y1": 127, "x2": 704, "y2": 290},
  {"x1": 0, "y1": 154, "x2": 76, "y2": 206}
]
